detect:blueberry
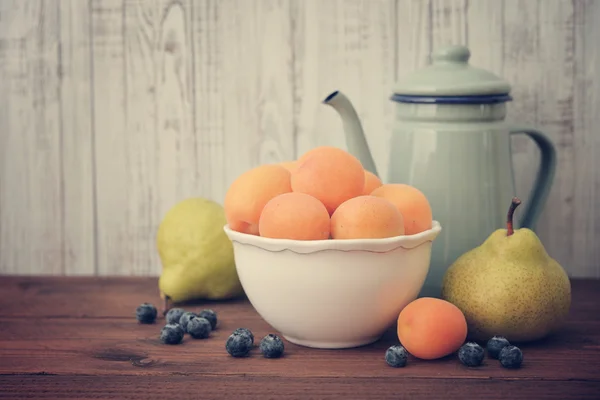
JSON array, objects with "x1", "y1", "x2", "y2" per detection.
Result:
[
  {"x1": 160, "y1": 323, "x2": 184, "y2": 345},
  {"x1": 458, "y1": 342, "x2": 485, "y2": 367},
  {"x1": 135, "y1": 303, "x2": 157, "y2": 324},
  {"x1": 486, "y1": 336, "x2": 511, "y2": 359},
  {"x1": 385, "y1": 345, "x2": 408, "y2": 368},
  {"x1": 259, "y1": 334, "x2": 285, "y2": 358},
  {"x1": 198, "y1": 309, "x2": 218, "y2": 330},
  {"x1": 499, "y1": 345, "x2": 523, "y2": 369},
  {"x1": 165, "y1": 308, "x2": 186, "y2": 325},
  {"x1": 178, "y1": 311, "x2": 197, "y2": 333},
  {"x1": 226, "y1": 331, "x2": 254, "y2": 357},
  {"x1": 232, "y1": 327, "x2": 254, "y2": 344},
  {"x1": 187, "y1": 317, "x2": 212, "y2": 339}
]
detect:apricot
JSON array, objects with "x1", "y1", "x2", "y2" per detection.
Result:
[
  {"x1": 330, "y1": 196, "x2": 404, "y2": 239},
  {"x1": 258, "y1": 192, "x2": 330, "y2": 240},
  {"x1": 397, "y1": 297, "x2": 467, "y2": 360},
  {"x1": 228, "y1": 220, "x2": 260, "y2": 235},
  {"x1": 278, "y1": 160, "x2": 298, "y2": 173},
  {"x1": 362, "y1": 170, "x2": 383, "y2": 195},
  {"x1": 224, "y1": 164, "x2": 291, "y2": 235},
  {"x1": 370, "y1": 184, "x2": 432, "y2": 235},
  {"x1": 291, "y1": 146, "x2": 365, "y2": 214}
]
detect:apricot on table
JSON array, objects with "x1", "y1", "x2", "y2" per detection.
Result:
[
  {"x1": 331, "y1": 195, "x2": 404, "y2": 239},
  {"x1": 258, "y1": 192, "x2": 330, "y2": 240},
  {"x1": 291, "y1": 146, "x2": 365, "y2": 215},
  {"x1": 397, "y1": 297, "x2": 467, "y2": 360},
  {"x1": 362, "y1": 170, "x2": 383, "y2": 195},
  {"x1": 370, "y1": 183, "x2": 433, "y2": 235},
  {"x1": 224, "y1": 164, "x2": 292, "y2": 235}
]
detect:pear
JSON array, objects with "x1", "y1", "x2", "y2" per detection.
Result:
[
  {"x1": 441, "y1": 197, "x2": 571, "y2": 343},
  {"x1": 157, "y1": 198, "x2": 244, "y2": 312}
]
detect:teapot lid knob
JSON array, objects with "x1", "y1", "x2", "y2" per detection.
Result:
[
  {"x1": 391, "y1": 44, "x2": 512, "y2": 101},
  {"x1": 431, "y1": 45, "x2": 470, "y2": 64}
]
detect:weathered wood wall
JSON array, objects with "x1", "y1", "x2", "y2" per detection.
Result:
[{"x1": 0, "y1": 0, "x2": 598, "y2": 277}]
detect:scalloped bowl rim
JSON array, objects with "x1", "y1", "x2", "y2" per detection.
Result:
[{"x1": 223, "y1": 220, "x2": 442, "y2": 254}]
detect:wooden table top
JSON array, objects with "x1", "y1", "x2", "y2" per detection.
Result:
[{"x1": 0, "y1": 276, "x2": 599, "y2": 399}]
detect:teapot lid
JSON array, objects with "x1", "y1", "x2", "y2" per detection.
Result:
[{"x1": 391, "y1": 45, "x2": 512, "y2": 104}]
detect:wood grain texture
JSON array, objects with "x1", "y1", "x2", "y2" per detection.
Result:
[
  {"x1": 0, "y1": 0, "x2": 599, "y2": 277},
  {"x1": 465, "y1": 0, "x2": 503, "y2": 73},
  {"x1": 535, "y1": 0, "x2": 576, "y2": 272},
  {"x1": 59, "y1": 0, "x2": 96, "y2": 275},
  {"x1": 92, "y1": 0, "x2": 197, "y2": 276},
  {"x1": 0, "y1": 1, "x2": 64, "y2": 274},
  {"x1": 194, "y1": 0, "x2": 295, "y2": 203},
  {"x1": 1, "y1": 376, "x2": 598, "y2": 400},
  {"x1": 293, "y1": 0, "x2": 396, "y2": 179},
  {"x1": 496, "y1": 0, "x2": 536, "y2": 228},
  {"x1": 503, "y1": 0, "x2": 581, "y2": 275},
  {"x1": 430, "y1": 0, "x2": 468, "y2": 47},
  {"x1": 395, "y1": 0, "x2": 432, "y2": 113},
  {"x1": 0, "y1": 276, "x2": 599, "y2": 399},
  {"x1": 572, "y1": 0, "x2": 600, "y2": 277}
]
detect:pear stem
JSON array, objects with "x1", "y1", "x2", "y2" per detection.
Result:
[{"x1": 506, "y1": 197, "x2": 522, "y2": 236}]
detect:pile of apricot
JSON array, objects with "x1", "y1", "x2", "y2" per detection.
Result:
[{"x1": 224, "y1": 146, "x2": 433, "y2": 240}]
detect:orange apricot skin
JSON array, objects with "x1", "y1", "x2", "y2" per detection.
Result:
[
  {"x1": 330, "y1": 195, "x2": 404, "y2": 239},
  {"x1": 224, "y1": 164, "x2": 291, "y2": 234},
  {"x1": 278, "y1": 160, "x2": 298, "y2": 173},
  {"x1": 228, "y1": 220, "x2": 260, "y2": 236},
  {"x1": 370, "y1": 184, "x2": 433, "y2": 235},
  {"x1": 291, "y1": 146, "x2": 365, "y2": 215},
  {"x1": 397, "y1": 297, "x2": 468, "y2": 360},
  {"x1": 258, "y1": 192, "x2": 330, "y2": 240},
  {"x1": 362, "y1": 170, "x2": 383, "y2": 195}
]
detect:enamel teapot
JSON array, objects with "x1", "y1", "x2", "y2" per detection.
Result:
[{"x1": 322, "y1": 45, "x2": 557, "y2": 298}]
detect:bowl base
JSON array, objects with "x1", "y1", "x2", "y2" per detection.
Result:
[{"x1": 282, "y1": 334, "x2": 382, "y2": 349}]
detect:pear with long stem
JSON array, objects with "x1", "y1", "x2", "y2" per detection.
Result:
[{"x1": 440, "y1": 197, "x2": 571, "y2": 343}]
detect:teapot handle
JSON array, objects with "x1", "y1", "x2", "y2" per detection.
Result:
[{"x1": 509, "y1": 127, "x2": 557, "y2": 229}]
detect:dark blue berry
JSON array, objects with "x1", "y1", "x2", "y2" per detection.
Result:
[
  {"x1": 187, "y1": 317, "x2": 212, "y2": 339},
  {"x1": 135, "y1": 303, "x2": 157, "y2": 324},
  {"x1": 178, "y1": 312, "x2": 197, "y2": 333},
  {"x1": 226, "y1": 331, "x2": 253, "y2": 357},
  {"x1": 499, "y1": 345, "x2": 523, "y2": 369},
  {"x1": 385, "y1": 345, "x2": 408, "y2": 367},
  {"x1": 259, "y1": 334, "x2": 284, "y2": 358},
  {"x1": 458, "y1": 342, "x2": 485, "y2": 367},
  {"x1": 232, "y1": 327, "x2": 254, "y2": 344},
  {"x1": 198, "y1": 309, "x2": 218, "y2": 330},
  {"x1": 486, "y1": 336, "x2": 511, "y2": 359},
  {"x1": 160, "y1": 323, "x2": 184, "y2": 345},
  {"x1": 165, "y1": 308, "x2": 185, "y2": 325}
]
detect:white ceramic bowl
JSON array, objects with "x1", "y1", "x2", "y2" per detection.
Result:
[{"x1": 223, "y1": 221, "x2": 442, "y2": 349}]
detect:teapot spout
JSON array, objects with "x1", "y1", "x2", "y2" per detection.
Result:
[{"x1": 322, "y1": 90, "x2": 379, "y2": 177}]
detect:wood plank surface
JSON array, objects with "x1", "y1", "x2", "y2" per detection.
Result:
[
  {"x1": 205, "y1": 0, "x2": 295, "y2": 192},
  {"x1": 1, "y1": 376, "x2": 599, "y2": 400},
  {"x1": 59, "y1": 0, "x2": 96, "y2": 276},
  {"x1": 2, "y1": 375, "x2": 599, "y2": 400},
  {"x1": 1, "y1": 0, "x2": 600, "y2": 278},
  {"x1": 430, "y1": 0, "x2": 468, "y2": 47},
  {"x1": 572, "y1": 0, "x2": 600, "y2": 277},
  {"x1": 0, "y1": 0, "x2": 64, "y2": 274},
  {"x1": 91, "y1": 0, "x2": 199, "y2": 276},
  {"x1": 534, "y1": 0, "x2": 576, "y2": 271},
  {"x1": 0, "y1": 276, "x2": 599, "y2": 399},
  {"x1": 293, "y1": 0, "x2": 396, "y2": 179},
  {"x1": 503, "y1": 0, "x2": 544, "y2": 234}
]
